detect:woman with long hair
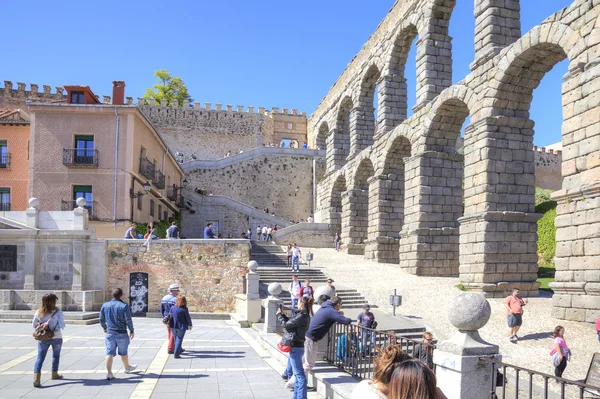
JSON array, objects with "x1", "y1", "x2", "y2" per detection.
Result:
[
  {"x1": 170, "y1": 296, "x2": 193, "y2": 359},
  {"x1": 351, "y1": 344, "x2": 411, "y2": 398},
  {"x1": 277, "y1": 295, "x2": 311, "y2": 399},
  {"x1": 389, "y1": 359, "x2": 439, "y2": 399},
  {"x1": 32, "y1": 293, "x2": 66, "y2": 388},
  {"x1": 551, "y1": 325, "x2": 570, "y2": 378}
]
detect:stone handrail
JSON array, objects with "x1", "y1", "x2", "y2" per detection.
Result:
[
  {"x1": 272, "y1": 222, "x2": 330, "y2": 242},
  {"x1": 182, "y1": 147, "x2": 325, "y2": 172},
  {"x1": 183, "y1": 191, "x2": 293, "y2": 227}
]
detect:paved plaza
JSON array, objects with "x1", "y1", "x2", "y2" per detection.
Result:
[{"x1": 0, "y1": 319, "x2": 322, "y2": 399}]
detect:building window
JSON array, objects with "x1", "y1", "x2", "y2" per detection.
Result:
[
  {"x1": 0, "y1": 188, "x2": 10, "y2": 211},
  {"x1": 71, "y1": 91, "x2": 84, "y2": 104},
  {"x1": 0, "y1": 245, "x2": 17, "y2": 272},
  {"x1": 158, "y1": 204, "x2": 162, "y2": 220},
  {"x1": 0, "y1": 140, "x2": 7, "y2": 168},
  {"x1": 137, "y1": 193, "x2": 143, "y2": 211},
  {"x1": 150, "y1": 199, "x2": 155, "y2": 217},
  {"x1": 164, "y1": 211, "x2": 168, "y2": 221},
  {"x1": 73, "y1": 185, "x2": 92, "y2": 203},
  {"x1": 74, "y1": 135, "x2": 94, "y2": 163}
]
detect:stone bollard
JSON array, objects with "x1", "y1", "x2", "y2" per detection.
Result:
[
  {"x1": 246, "y1": 261, "x2": 261, "y2": 323},
  {"x1": 262, "y1": 282, "x2": 283, "y2": 333},
  {"x1": 73, "y1": 197, "x2": 89, "y2": 230},
  {"x1": 25, "y1": 197, "x2": 40, "y2": 228},
  {"x1": 433, "y1": 293, "x2": 500, "y2": 399}
]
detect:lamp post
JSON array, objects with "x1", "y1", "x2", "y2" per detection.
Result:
[{"x1": 130, "y1": 181, "x2": 152, "y2": 198}]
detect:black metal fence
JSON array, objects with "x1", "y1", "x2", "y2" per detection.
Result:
[
  {"x1": 63, "y1": 149, "x2": 98, "y2": 167},
  {"x1": 0, "y1": 154, "x2": 10, "y2": 168},
  {"x1": 167, "y1": 185, "x2": 179, "y2": 201},
  {"x1": 0, "y1": 202, "x2": 10, "y2": 211},
  {"x1": 139, "y1": 157, "x2": 155, "y2": 180},
  {"x1": 61, "y1": 199, "x2": 97, "y2": 219},
  {"x1": 481, "y1": 357, "x2": 599, "y2": 399}
]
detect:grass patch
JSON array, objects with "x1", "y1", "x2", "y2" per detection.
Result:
[
  {"x1": 456, "y1": 283, "x2": 467, "y2": 292},
  {"x1": 538, "y1": 262, "x2": 555, "y2": 293}
]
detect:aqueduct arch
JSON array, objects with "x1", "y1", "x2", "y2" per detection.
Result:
[{"x1": 311, "y1": 0, "x2": 599, "y2": 322}]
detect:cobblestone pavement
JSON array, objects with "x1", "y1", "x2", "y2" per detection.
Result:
[
  {"x1": 0, "y1": 319, "x2": 322, "y2": 399},
  {"x1": 307, "y1": 247, "x2": 599, "y2": 383}
]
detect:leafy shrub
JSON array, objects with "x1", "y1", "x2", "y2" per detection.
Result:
[
  {"x1": 135, "y1": 213, "x2": 181, "y2": 238},
  {"x1": 536, "y1": 201, "x2": 557, "y2": 264}
]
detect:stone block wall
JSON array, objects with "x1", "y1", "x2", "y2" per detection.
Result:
[
  {"x1": 106, "y1": 240, "x2": 251, "y2": 313},
  {"x1": 38, "y1": 244, "x2": 74, "y2": 290}
]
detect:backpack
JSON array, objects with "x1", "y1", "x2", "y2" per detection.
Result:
[{"x1": 32, "y1": 310, "x2": 58, "y2": 342}]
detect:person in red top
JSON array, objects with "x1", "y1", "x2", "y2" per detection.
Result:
[
  {"x1": 299, "y1": 279, "x2": 314, "y2": 300},
  {"x1": 505, "y1": 288, "x2": 528, "y2": 343},
  {"x1": 596, "y1": 317, "x2": 600, "y2": 342}
]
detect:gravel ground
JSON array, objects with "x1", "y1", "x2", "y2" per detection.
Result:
[{"x1": 305, "y1": 247, "x2": 598, "y2": 383}]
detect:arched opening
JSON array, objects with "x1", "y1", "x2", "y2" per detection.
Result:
[
  {"x1": 386, "y1": 25, "x2": 418, "y2": 124},
  {"x1": 351, "y1": 65, "x2": 381, "y2": 156},
  {"x1": 332, "y1": 96, "x2": 353, "y2": 168},
  {"x1": 341, "y1": 158, "x2": 374, "y2": 255},
  {"x1": 316, "y1": 122, "x2": 329, "y2": 152},
  {"x1": 329, "y1": 175, "x2": 346, "y2": 238}
]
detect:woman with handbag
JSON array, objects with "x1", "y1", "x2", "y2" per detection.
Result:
[
  {"x1": 277, "y1": 296, "x2": 311, "y2": 399},
  {"x1": 31, "y1": 293, "x2": 66, "y2": 388},
  {"x1": 550, "y1": 325, "x2": 570, "y2": 378}
]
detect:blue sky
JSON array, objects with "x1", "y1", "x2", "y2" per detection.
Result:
[{"x1": 1, "y1": 0, "x2": 573, "y2": 146}]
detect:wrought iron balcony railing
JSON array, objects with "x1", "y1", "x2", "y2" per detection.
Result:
[
  {"x1": 153, "y1": 170, "x2": 165, "y2": 189},
  {"x1": 0, "y1": 154, "x2": 10, "y2": 169},
  {"x1": 167, "y1": 185, "x2": 179, "y2": 201},
  {"x1": 61, "y1": 199, "x2": 97, "y2": 219},
  {"x1": 139, "y1": 157, "x2": 155, "y2": 180},
  {"x1": 63, "y1": 149, "x2": 99, "y2": 167},
  {"x1": 0, "y1": 203, "x2": 10, "y2": 211}
]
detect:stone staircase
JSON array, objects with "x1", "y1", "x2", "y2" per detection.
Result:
[
  {"x1": 252, "y1": 241, "x2": 376, "y2": 310},
  {"x1": 0, "y1": 310, "x2": 100, "y2": 325}
]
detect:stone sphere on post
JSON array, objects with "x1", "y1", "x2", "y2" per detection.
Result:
[
  {"x1": 76, "y1": 197, "x2": 87, "y2": 208},
  {"x1": 314, "y1": 285, "x2": 335, "y2": 300},
  {"x1": 267, "y1": 282, "x2": 282, "y2": 297},
  {"x1": 247, "y1": 260, "x2": 258, "y2": 272},
  {"x1": 28, "y1": 197, "x2": 40, "y2": 209},
  {"x1": 447, "y1": 293, "x2": 491, "y2": 331}
]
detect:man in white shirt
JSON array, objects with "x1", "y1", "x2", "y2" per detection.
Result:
[
  {"x1": 291, "y1": 243, "x2": 302, "y2": 271},
  {"x1": 262, "y1": 226, "x2": 268, "y2": 241},
  {"x1": 288, "y1": 274, "x2": 303, "y2": 314},
  {"x1": 267, "y1": 226, "x2": 272, "y2": 241}
]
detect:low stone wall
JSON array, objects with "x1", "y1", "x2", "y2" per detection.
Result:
[
  {"x1": 273, "y1": 230, "x2": 334, "y2": 248},
  {"x1": 0, "y1": 290, "x2": 104, "y2": 311},
  {"x1": 106, "y1": 239, "x2": 251, "y2": 313}
]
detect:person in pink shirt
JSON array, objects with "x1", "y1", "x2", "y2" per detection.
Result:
[
  {"x1": 596, "y1": 317, "x2": 600, "y2": 342},
  {"x1": 504, "y1": 288, "x2": 528, "y2": 342},
  {"x1": 550, "y1": 325, "x2": 570, "y2": 378}
]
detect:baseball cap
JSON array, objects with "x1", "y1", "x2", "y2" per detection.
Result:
[
  {"x1": 169, "y1": 284, "x2": 180, "y2": 291},
  {"x1": 363, "y1": 304, "x2": 370, "y2": 309}
]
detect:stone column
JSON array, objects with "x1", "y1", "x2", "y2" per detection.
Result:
[
  {"x1": 246, "y1": 261, "x2": 261, "y2": 323},
  {"x1": 263, "y1": 283, "x2": 283, "y2": 333},
  {"x1": 472, "y1": 0, "x2": 521, "y2": 69},
  {"x1": 364, "y1": 175, "x2": 400, "y2": 263},
  {"x1": 378, "y1": 74, "x2": 407, "y2": 133},
  {"x1": 23, "y1": 238, "x2": 39, "y2": 290},
  {"x1": 349, "y1": 106, "x2": 374, "y2": 158},
  {"x1": 459, "y1": 118, "x2": 540, "y2": 297},
  {"x1": 341, "y1": 187, "x2": 368, "y2": 255},
  {"x1": 71, "y1": 239, "x2": 85, "y2": 291},
  {"x1": 398, "y1": 152, "x2": 462, "y2": 275},
  {"x1": 433, "y1": 293, "x2": 500, "y2": 399},
  {"x1": 328, "y1": 128, "x2": 349, "y2": 171}
]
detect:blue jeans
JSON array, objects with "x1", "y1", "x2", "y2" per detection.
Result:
[
  {"x1": 361, "y1": 331, "x2": 375, "y2": 354},
  {"x1": 34, "y1": 338, "x2": 63, "y2": 373},
  {"x1": 105, "y1": 332, "x2": 130, "y2": 356},
  {"x1": 284, "y1": 356, "x2": 293, "y2": 377},
  {"x1": 172, "y1": 327, "x2": 186, "y2": 357},
  {"x1": 292, "y1": 256, "x2": 300, "y2": 271},
  {"x1": 289, "y1": 347, "x2": 307, "y2": 399}
]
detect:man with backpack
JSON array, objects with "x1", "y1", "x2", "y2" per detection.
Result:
[{"x1": 288, "y1": 275, "x2": 303, "y2": 314}]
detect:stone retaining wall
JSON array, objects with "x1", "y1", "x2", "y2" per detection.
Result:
[{"x1": 106, "y1": 240, "x2": 251, "y2": 313}]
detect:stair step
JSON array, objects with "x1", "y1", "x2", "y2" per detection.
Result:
[{"x1": 0, "y1": 311, "x2": 100, "y2": 320}]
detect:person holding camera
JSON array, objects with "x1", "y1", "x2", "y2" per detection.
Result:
[{"x1": 277, "y1": 296, "x2": 311, "y2": 399}]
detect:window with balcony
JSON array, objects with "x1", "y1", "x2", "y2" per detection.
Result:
[
  {"x1": 150, "y1": 199, "x2": 155, "y2": 217},
  {"x1": 0, "y1": 188, "x2": 10, "y2": 211},
  {"x1": 64, "y1": 185, "x2": 96, "y2": 218},
  {"x1": 63, "y1": 136, "x2": 98, "y2": 167},
  {"x1": 0, "y1": 141, "x2": 9, "y2": 169},
  {"x1": 71, "y1": 91, "x2": 85, "y2": 104}
]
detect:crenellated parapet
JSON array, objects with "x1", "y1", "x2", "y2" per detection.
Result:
[
  {"x1": 0, "y1": 80, "x2": 67, "y2": 108},
  {"x1": 136, "y1": 97, "x2": 305, "y2": 116}
]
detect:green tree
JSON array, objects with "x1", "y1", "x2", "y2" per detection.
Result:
[{"x1": 144, "y1": 69, "x2": 192, "y2": 106}]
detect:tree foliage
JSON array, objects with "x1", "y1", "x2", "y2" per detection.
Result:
[
  {"x1": 536, "y1": 201, "x2": 557, "y2": 264},
  {"x1": 144, "y1": 69, "x2": 192, "y2": 106}
]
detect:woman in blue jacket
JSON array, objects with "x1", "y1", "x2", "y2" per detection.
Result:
[{"x1": 170, "y1": 296, "x2": 192, "y2": 358}]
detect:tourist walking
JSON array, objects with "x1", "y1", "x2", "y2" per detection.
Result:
[
  {"x1": 247, "y1": 228, "x2": 252, "y2": 240},
  {"x1": 505, "y1": 288, "x2": 527, "y2": 342},
  {"x1": 389, "y1": 359, "x2": 441, "y2": 399},
  {"x1": 204, "y1": 223, "x2": 216, "y2": 239},
  {"x1": 267, "y1": 225, "x2": 273, "y2": 241},
  {"x1": 166, "y1": 221, "x2": 180, "y2": 239},
  {"x1": 170, "y1": 296, "x2": 192, "y2": 359},
  {"x1": 256, "y1": 226, "x2": 261, "y2": 241},
  {"x1": 335, "y1": 231, "x2": 341, "y2": 251},
  {"x1": 161, "y1": 284, "x2": 180, "y2": 354},
  {"x1": 357, "y1": 304, "x2": 376, "y2": 355},
  {"x1": 99, "y1": 288, "x2": 137, "y2": 380},
  {"x1": 289, "y1": 274, "x2": 303, "y2": 314},
  {"x1": 351, "y1": 345, "x2": 410, "y2": 398},
  {"x1": 291, "y1": 243, "x2": 302, "y2": 271},
  {"x1": 125, "y1": 223, "x2": 137, "y2": 239},
  {"x1": 32, "y1": 293, "x2": 66, "y2": 388},
  {"x1": 413, "y1": 332, "x2": 435, "y2": 369},
  {"x1": 551, "y1": 325, "x2": 570, "y2": 378},
  {"x1": 287, "y1": 243, "x2": 293, "y2": 270},
  {"x1": 327, "y1": 279, "x2": 337, "y2": 296},
  {"x1": 262, "y1": 225, "x2": 268, "y2": 240},
  {"x1": 299, "y1": 279, "x2": 314, "y2": 300},
  {"x1": 277, "y1": 296, "x2": 311, "y2": 399}
]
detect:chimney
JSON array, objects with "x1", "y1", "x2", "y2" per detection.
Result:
[{"x1": 112, "y1": 81, "x2": 125, "y2": 105}]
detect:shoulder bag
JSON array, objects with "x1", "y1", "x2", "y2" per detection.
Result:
[
  {"x1": 277, "y1": 332, "x2": 294, "y2": 353},
  {"x1": 33, "y1": 310, "x2": 59, "y2": 342},
  {"x1": 162, "y1": 309, "x2": 173, "y2": 326}
]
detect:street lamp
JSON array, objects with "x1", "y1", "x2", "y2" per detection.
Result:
[
  {"x1": 294, "y1": 186, "x2": 300, "y2": 196},
  {"x1": 130, "y1": 181, "x2": 152, "y2": 198}
]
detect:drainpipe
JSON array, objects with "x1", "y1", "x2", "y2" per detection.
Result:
[{"x1": 113, "y1": 107, "x2": 120, "y2": 229}]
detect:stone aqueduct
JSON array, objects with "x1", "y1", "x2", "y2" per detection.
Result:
[{"x1": 309, "y1": 0, "x2": 600, "y2": 322}]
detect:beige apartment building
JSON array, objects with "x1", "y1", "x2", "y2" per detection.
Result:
[{"x1": 27, "y1": 82, "x2": 184, "y2": 238}]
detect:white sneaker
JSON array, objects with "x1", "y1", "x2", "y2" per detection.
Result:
[
  {"x1": 106, "y1": 373, "x2": 115, "y2": 380},
  {"x1": 124, "y1": 365, "x2": 137, "y2": 374}
]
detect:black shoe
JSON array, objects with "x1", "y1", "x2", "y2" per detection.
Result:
[
  {"x1": 174, "y1": 355, "x2": 181, "y2": 359},
  {"x1": 181, "y1": 349, "x2": 185, "y2": 353},
  {"x1": 168, "y1": 351, "x2": 174, "y2": 354},
  {"x1": 307, "y1": 386, "x2": 317, "y2": 392},
  {"x1": 281, "y1": 374, "x2": 289, "y2": 380}
]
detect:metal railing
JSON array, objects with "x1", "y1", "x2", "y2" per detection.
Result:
[
  {"x1": 0, "y1": 203, "x2": 10, "y2": 211},
  {"x1": 153, "y1": 170, "x2": 165, "y2": 188},
  {"x1": 0, "y1": 154, "x2": 10, "y2": 168},
  {"x1": 167, "y1": 185, "x2": 179, "y2": 201},
  {"x1": 480, "y1": 357, "x2": 599, "y2": 399},
  {"x1": 63, "y1": 149, "x2": 98, "y2": 167},
  {"x1": 139, "y1": 157, "x2": 155, "y2": 180},
  {"x1": 60, "y1": 199, "x2": 97, "y2": 219}
]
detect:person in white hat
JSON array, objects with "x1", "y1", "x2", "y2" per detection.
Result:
[{"x1": 161, "y1": 284, "x2": 180, "y2": 354}]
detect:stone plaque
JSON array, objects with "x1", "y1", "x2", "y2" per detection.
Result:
[
  {"x1": 0, "y1": 245, "x2": 17, "y2": 272},
  {"x1": 129, "y1": 272, "x2": 148, "y2": 317}
]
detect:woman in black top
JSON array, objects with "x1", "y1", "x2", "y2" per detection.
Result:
[{"x1": 277, "y1": 296, "x2": 311, "y2": 399}]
